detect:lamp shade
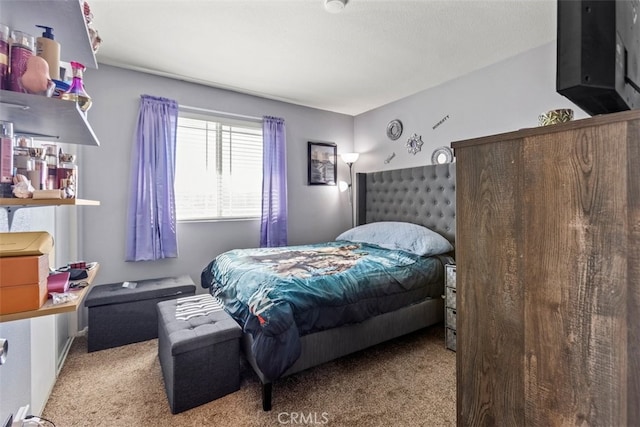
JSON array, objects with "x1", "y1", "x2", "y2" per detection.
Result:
[{"x1": 341, "y1": 152, "x2": 360, "y2": 164}]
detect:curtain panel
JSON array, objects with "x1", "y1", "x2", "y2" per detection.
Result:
[
  {"x1": 125, "y1": 95, "x2": 179, "y2": 261},
  {"x1": 260, "y1": 116, "x2": 288, "y2": 247}
]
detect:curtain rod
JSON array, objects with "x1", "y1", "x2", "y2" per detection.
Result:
[{"x1": 179, "y1": 105, "x2": 263, "y2": 122}]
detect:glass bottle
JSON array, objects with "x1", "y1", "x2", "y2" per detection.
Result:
[
  {"x1": 28, "y1": 147, "x2": 47, "y2": 191},
  {"x1": 61, "y1": 61, "x2": 92, "y2": 112},
  {"x1": 57, "y1": 152, "x2": 77, "y2": 199},
  {"x1": 43, "y1": 144, "x2": 58, "y2": 189},
  {"x1": 13, "y1": 135, "x2": 33, "y2": 177},
  {"x1": 0, "y1": 119, "x2": 13, "y2": 180},
  {"x1": 0, "y1": 121, "x2": 14, "y2": 197}
]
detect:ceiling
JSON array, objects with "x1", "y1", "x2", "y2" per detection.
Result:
[{"x1": 90, "y1": 0, "x2": 558, "y2": 116}]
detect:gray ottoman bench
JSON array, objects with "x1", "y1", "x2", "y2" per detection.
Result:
[
  {"x1": 84, "y1": 275, "x2": 196, "y2": 352},
  {"x1": 157, "y1": 296, "x2": 242, "y2": 414}
]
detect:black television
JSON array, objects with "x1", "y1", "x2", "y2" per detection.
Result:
[{"x1": 557, "y1": 0, "x2": 640, "y2": 116}]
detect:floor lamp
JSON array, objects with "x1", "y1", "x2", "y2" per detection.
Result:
[{"x1": 340, "y1": 152, "x2": 359, "y2": 227}]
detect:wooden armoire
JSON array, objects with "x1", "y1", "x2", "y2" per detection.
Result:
[{"x1": 452, "y1": 110, "x2": 640, "y2": 426}]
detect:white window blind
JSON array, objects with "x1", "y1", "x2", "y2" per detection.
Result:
[{"x1": 175, "y1": 114, "x2": 263, "y2": 221}]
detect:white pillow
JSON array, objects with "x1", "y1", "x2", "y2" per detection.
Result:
[{"x1": 336, "y1": 221, "x2": 453, "y2": 256}]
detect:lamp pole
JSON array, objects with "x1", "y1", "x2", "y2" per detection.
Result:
[
  {"x1": 340, "y1": 152, "x2": 359, "y2": 228},
  {"x1": 347, "y1": 161, "x2": 354, "y2": 227}
]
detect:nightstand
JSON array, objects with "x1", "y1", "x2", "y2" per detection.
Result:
[{"x1": 444, "y1": 263, "x2": 456, "y2": 351}]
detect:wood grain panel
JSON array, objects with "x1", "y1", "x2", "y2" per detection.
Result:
[
  {"x1": 522, "y1": 122, "x2": 627, "y2": 426},
  {"x1": 454, "y1": 110, "x2": 640, "y2": 427},
  {"x1": 456, "y1": 139, "x2": 524, "y2": 426},
  {"x1": 626, "y1": 118, "x2": 640, "y2": 424}
]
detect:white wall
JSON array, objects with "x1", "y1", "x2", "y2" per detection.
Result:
[
  {"x1": 353, "y1": 42, "x2": 589, "y2": 172},
  {"x1": 80, "y1": 65, "x2": 355, "y2": 289}
]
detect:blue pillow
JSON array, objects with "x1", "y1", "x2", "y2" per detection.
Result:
[{"x1": 336, "y1": 221, "x2": 453, "y2": 256}]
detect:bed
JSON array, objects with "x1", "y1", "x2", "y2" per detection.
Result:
[{"x1": 201, "y1": 163, "x2": 456, "y2": 410}]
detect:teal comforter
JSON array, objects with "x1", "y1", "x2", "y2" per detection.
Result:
[{"x1": 201, "y1": 241, "x2": 444, "y2": 381}]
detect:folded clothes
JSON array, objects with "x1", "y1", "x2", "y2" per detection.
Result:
[{"x1": 174, "y1": 294, "x2": 224, "y2": 320}]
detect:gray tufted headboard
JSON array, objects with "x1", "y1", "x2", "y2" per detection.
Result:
[{"x1": 355, "y1": 163, "x2": 456, "y2": 244}]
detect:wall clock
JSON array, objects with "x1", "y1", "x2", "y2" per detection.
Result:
[{"x1": 386, "y1": 119, "x2": 403, "y2": 140}]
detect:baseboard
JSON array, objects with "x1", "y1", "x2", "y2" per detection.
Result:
[{"x1": 56, "y1": 336, "x2": 74, "y2": 376}]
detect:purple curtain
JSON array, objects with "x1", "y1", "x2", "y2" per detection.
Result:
[
  {"x1": 260, "y1": 116, "x2": 288, "y2": 247},
  {"x1": 125, "y1": 95, "x2": 179, "y2": 261}
]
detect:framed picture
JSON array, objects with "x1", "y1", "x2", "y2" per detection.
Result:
[{"x1": 308, "y1": 141, "x2": 337, "y2": 185}]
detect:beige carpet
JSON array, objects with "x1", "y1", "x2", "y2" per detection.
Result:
[{"x1": 43, "y1": 325, "x2": 456, "y2": 426}]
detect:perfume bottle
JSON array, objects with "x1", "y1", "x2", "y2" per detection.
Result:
[{"x1": 61, "y1": 61, "x2": 92, "y2": 112}]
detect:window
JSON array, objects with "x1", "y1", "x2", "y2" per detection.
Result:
[{"x1": 175, "y1": 113, "x2": 263, "y2": 221}]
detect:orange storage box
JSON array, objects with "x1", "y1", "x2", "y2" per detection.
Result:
[{"x1": 0, "y1": 254, "x2": 50, "y2": 315}]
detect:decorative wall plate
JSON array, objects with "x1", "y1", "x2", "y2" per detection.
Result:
[
  {"x1": 406, "y1": 133, "x2": 423, "y2": 155},
  {"x1": 386, "y1": 119, "x2": 403, "y2": 140},
  {"x1": 431, "y1": 146, "x2": 454, "y2": 164}
]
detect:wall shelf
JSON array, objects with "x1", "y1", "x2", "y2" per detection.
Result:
[
  {"x1": 0, "y1": 198, "x2": 100, "y2": 207},
  {"x1": 1, "y1": 0, "x2": 97, "y2": 70},
  {"x1": 0, "y1": 264, "x2": 100, "y2": 323},
  {"x1": 0, "y1": 90, "x2": 100, "y2": 146},
  {"x1": 0, "y1": 0, "x2": 100, "y2": 146},
  {"x1": 0, "y1": 198, "x2": 100, "y2": 230}
]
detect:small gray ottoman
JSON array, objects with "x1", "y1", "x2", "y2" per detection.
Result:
[
  {"x1": 157, "y1": 297, "x2": 242, "y2": 414},
  {"x1": 85, "y1": 275, "x2": 196, "y2": 352}
]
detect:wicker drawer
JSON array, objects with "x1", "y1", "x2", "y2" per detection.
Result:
[
  {"x1": 446, "y1": 327, "x2": 457, "y2": 352},
  {"x1": 445, "y1": 286, "x2": 456, "y2": 309},
  {"x1": 445, "y1": 264, "x2": 456, "y2": 289},
  {"x1": 446, "y1": 307, "x2": 457, "y2": 330}
]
